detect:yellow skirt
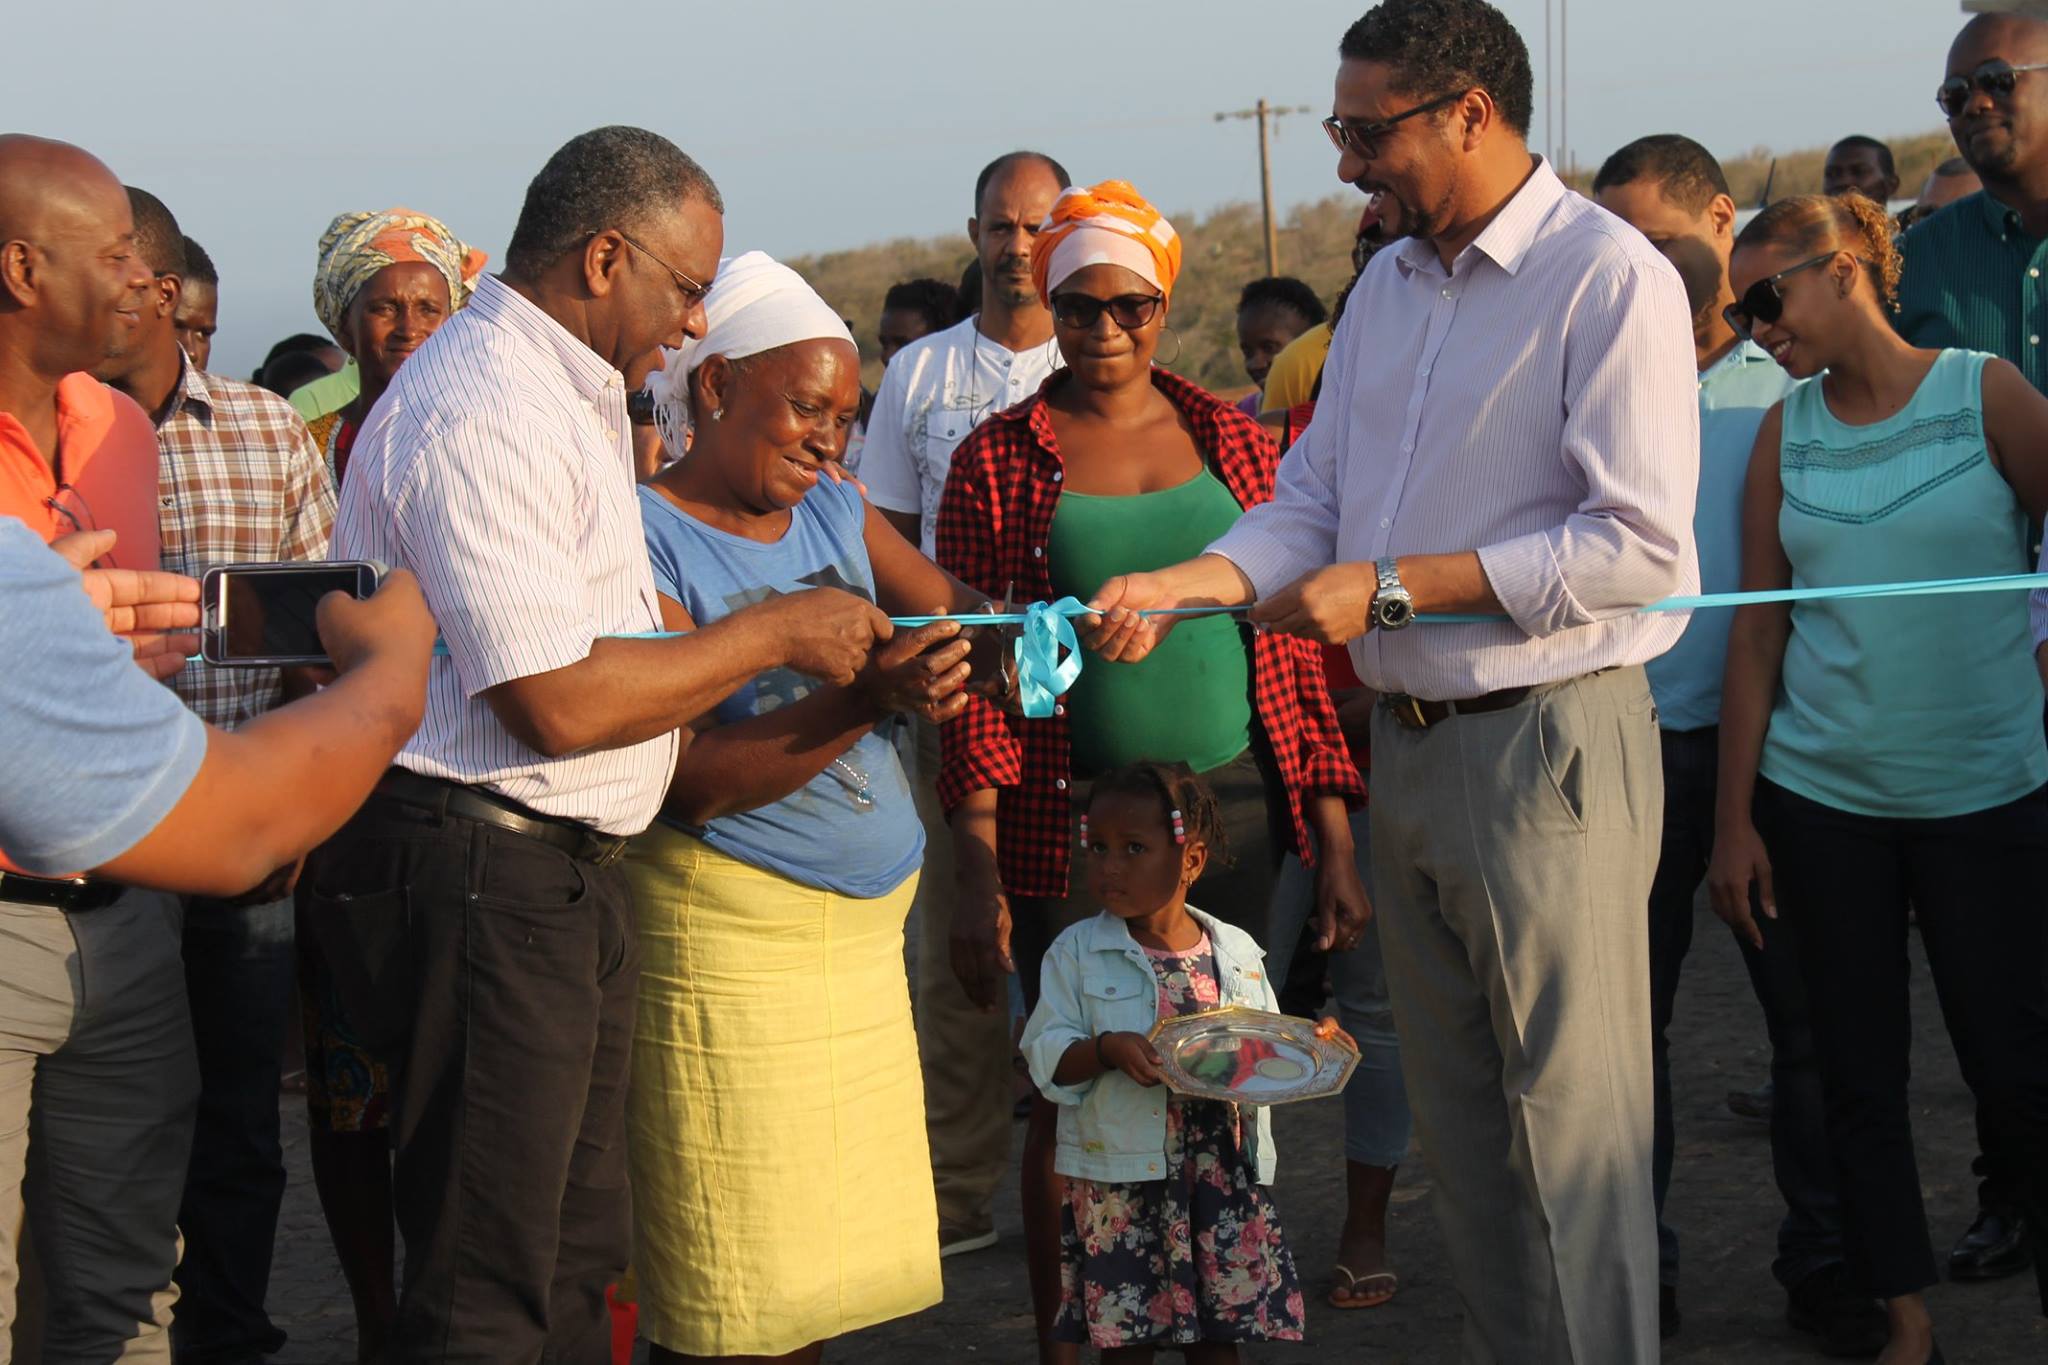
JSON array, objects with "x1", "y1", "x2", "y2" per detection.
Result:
[{"x1": 623, "y1": 826, "x2": 941, "y2": 1355}]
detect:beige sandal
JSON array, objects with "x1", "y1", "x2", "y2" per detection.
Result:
[{"x1": 1329, "y1": 1265, "x2": 1398, "y2": 1310}]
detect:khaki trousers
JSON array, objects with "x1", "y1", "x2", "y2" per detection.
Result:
[
  {"x1": 910, "y1": 720, "x2": 1015, "y2": 1228},
  {"x1": 0, "y1": 889, "x2": 196, "y2": 1364},
  {"x1": 1369, "y1": 667, "x2": 1663, "y2": 1364}
]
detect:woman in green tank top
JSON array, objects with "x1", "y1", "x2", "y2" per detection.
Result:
[{"x1": 1709, "y1": 192, "x2": 2048, "y2": 1365}]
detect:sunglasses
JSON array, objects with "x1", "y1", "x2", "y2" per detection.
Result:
[
  {"x1": 615, "y1": 231, "x2": 712, "y2": 308},
  {"x1": 1321, "y1": 91, "x2": 1463, "y2": 158},
  {"x1": 1722, "y1": 252, "x2": 1847, "y2": 342},
  {"x1": 1049, "y1": 291, "x2": 1165, "y2": 331},
  {"x1": 1937, "y1": 59, "x2": 2048, "y2": 118}
]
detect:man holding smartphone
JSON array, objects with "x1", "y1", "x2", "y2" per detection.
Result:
[
  {"x1": 320, "y1": 127, "x2": 894, "y2": 1362},
  {"x1": 91, "y1": 184, "x2": 338, "y2": 1365}
]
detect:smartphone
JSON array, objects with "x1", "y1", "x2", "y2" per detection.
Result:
[{"x1": 200, "y1": 561, "x2": 383, "y2": 667}]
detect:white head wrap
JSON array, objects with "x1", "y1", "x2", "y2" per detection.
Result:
[{"x1": 646, "y1": 250, "x2": 856, "y2": 458}]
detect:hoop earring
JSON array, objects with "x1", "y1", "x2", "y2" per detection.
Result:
[{"x1": 1155, "y1": 326, "x2": 1183, "y2": 368}]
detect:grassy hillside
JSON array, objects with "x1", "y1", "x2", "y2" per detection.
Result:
[{"x1": 795, "y1": 129, "x2": 1957, "y2": 398}]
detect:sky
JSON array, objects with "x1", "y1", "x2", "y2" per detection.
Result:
[{"x1": 15, "y1": 0, "x2": 1969, "y2": 380}]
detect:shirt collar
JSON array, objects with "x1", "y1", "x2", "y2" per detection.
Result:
[
  {"x1": 1974, "y1": 187, "x2": 2023, "y2": 240},
  {"x1": 1701, "y1": 338, "x2": 1774, "y2": 385},
  {"x1": 467, "y1": 274, "x2": 623, "y2": 405},
  {"x1": 50, "y1": 372, "x2": 117, "y2": 483},
  {"x1": 1393, "y1": 156, "x2": 1566, "y2": 280},
  {"x1": 160, "y1": 350, "x2": 211, "y2": 427}
]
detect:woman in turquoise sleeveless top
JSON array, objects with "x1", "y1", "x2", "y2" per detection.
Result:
[{"x1": 1709, "y1": 194, "x2": 2048, "y2": 1365}]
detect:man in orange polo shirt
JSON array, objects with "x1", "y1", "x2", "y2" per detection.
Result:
[
  {"x1": 0, "y1": 132, "x2": 190, "y2": 1363},
  {"x1": 0, "y1": 135, "x2": 159, "y2": 564}
]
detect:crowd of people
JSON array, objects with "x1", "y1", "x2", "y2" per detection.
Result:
[{"x1": 3, "y1": 1, "x2": 2048, "y2": 1364}]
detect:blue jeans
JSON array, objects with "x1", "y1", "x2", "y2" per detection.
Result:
[
  {"x1": 173, "y1": 896, "x2": 294, "y2": 1363},
  {"x1": 1266, "y1": 809, "x2": 1411, "y2": 1169},
  {"x1": 1649, "y1": 726, "x2": 1842, "y2": 1292}
]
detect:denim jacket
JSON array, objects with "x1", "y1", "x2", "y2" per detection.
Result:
[{"x1": 1020, "y1": 905, "x2": 1279, "y2": 1185}]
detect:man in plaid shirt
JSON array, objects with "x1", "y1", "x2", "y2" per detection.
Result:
[{"x1": 93, "y1": 187, "x2": 334, "y2": 1365}]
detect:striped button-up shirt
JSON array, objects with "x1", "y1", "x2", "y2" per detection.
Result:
[
  {"x1": 335, "y1": 275, "x2": 677, "y2": 835},
  {"x1": 1209, "y1": 159, "x2": 1699, "y2": 700},
  {"x1": 1898, "y1": 190, "x2": 2048, "y2": 393},
  {"x1": 156, "y1": 355, "x2": 337, "y2": 728}
]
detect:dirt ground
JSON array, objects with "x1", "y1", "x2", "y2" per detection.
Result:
[{"x1": 266, "y1": 900, "x2": 2047, "y2": 1364}]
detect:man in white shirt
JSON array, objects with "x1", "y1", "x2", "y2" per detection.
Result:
[
  {"x1": 1086, "y1": 4, "x2": 1698, "y2": 1359},
  {"x1": 861, "y1": 150, "x2": 1067, "y2": 1259},
  {"x1": 322, "y1": 126, "x2": 891, "y2": 1362}
]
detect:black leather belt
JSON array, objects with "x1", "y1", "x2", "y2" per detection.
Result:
[
  {"x1": 0, "y1": 872, "x2": 125, "y2": 912},
  {"x1": 372, "y1": 769, "x2": 630, "y2": 868},
  {"x1": 1382, "y1": 685, "x2": 1536, "y2": 730}
]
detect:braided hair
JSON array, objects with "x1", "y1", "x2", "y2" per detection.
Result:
[
  {"x1": 1086, "y1": 760, "x2": 1230, "y2": 869},
  {"x1": 1734, "y1": 191, "x2": 1902, "y2": 313}
]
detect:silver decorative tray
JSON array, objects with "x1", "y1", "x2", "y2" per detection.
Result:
[{"x1": 1147, "y1": 1005, "x2": 1358, "y2": 1106}]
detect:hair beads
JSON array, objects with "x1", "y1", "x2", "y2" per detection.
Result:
[{"x1": 1170, "y1": 809, "x2": 1185, "y2": 844}]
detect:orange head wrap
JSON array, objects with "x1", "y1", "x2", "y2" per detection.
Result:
[{"x1": 1031, "y1": 180, "x2": 1182, "y2": 306}]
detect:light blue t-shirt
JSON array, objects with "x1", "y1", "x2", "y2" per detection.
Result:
[
  {"x1": 0, "y1": 517, "x2": 207, "y2": 876},
  {"x1": 637, "y1": 478, "x2": 922, "y2": 898},
  {"x1": 1762, "y1": 349, "x2": 2048, "y2": 817},
  {"x1": 1647, "y1": 341, "x2": 1793, "y2": 732}
]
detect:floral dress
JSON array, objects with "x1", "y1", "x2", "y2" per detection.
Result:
[{"x1": 1052, "y1": 932, "x2": 1307, "y2": 1347}]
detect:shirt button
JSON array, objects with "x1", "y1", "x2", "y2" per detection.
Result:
[
  {"x1": 1052, "y1": 470, "x2": 1062, "y2": 482},
  {"x1": 1440, "y1": 288, "x2": 1453, "y2": 299},
  {"x1": 1420, "y1": 366, "x2": 1431, "y2": 378},
  {"x1": 1104, "y1": 985, "x2": 1116, "y2": 995},
  {"x1": 1148, "y1": 1162, "x2": 1158, "y2": 1173},
  {"x1": 1402, "y1": 441, "x2": 1414, "y2": 453},
  {"x1": 2033, "y1": 268, "x2": 2041, "y2": 279},
  {"x1": 1380, "y1": 518, "x2": 1391, "y2": 529},
  {"x1": 1054, "y1": 704, "x2": 1066, "y2": 716},
  {"x1": 604, "y1": 429, "x2": 618, "y2": 440},
  {"x1": 1055, "y1": 778, "x2": 1068, "y2": 791},
  {"x1": 1032, "y1": 546, "x2": 1043, "y2": 558}
]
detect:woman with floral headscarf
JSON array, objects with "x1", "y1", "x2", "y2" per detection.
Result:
[
  {"x1": 295, "y1": 205, "x2": 482, "y2": 1361},
  {"x1": 934, "y1": 180, "x2": 1364, "y2": 1359},
  {"x1": 305, "y1": 208, "x2": 486, "y2": 485}
]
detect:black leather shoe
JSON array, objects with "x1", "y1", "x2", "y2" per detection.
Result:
[
  {"x1": 1660, "y1": 1283, "x2": 1680, "y2": 1340},
  {"x1": 1948, "y1": 1206, "x2": 2033, "y2": 1281},
  {"x1": 1786, "y1": 1264, "x2": 1888, "y2": 1358}
]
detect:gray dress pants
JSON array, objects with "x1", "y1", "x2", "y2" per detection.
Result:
[
  {"x1": 1369, "y1": 666, "x2": 1663, "y2": 1364},
  {"x1": 0, "y1": 888, "x2": 196, "y2": 1364}
]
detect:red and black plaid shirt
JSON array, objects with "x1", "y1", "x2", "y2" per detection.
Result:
[{"x1": 935, "y1": 366, "x2": 1363, "y2": 899}]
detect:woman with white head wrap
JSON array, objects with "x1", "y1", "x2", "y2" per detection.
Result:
[{"x1": 625, "y1": 252, "x2": 1003, "y2": 1360}]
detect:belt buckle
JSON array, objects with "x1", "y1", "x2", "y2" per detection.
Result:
[{"x1": 1384, "y1": 694, "x2": 1429, "y2": 730}]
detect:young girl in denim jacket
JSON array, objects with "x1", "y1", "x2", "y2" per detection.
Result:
[{"x1": 1020, "y1": 761, "x2": 1306, "y2": 1362}]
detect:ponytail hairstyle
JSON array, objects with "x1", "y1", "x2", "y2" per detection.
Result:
[
  {"x1": 1085, "y1": 760, "x2": 1231, "y2": 870},
  {"x1": 1733, "y1": 192, "x2": 1902, "y2": 313}
]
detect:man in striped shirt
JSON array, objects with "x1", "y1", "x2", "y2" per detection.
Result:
[
  {"x1": 1898, "y1": 8, "x2": 2048, "y2": 1284},
  {"x1": 1087, "y1": 3, "x2": 1697, "y2": 1359},
  {"x1": 92, "y1": 184, "x2": 335, "y2": 1365},
  {"x1": 319, "y1": 126, "x2": 892, "y2": 1363}
]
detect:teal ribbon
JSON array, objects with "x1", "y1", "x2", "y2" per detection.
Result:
[
  {"x1": 221, "y1": 573, "x2": 2048, "y2": 664},
  {"x1": 1415, "y1": 571, "x2": 2048, "y2": 624},
  {"x1": 1012, "y1": 597, "x2": 1087, "y2": 718}
]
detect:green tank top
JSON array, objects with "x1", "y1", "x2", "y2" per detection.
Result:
[
  {"x1": 1047, "y1": 468, "x2": 1253, "y2": 777},
  {"x1": 1763, "y1": 349, "x2": 2048, "y2": 817}
]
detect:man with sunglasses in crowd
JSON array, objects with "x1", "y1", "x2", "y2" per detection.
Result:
[
  {"x1": 1593, "y1": 134, "x2": 1890, "y2": 1357},
  {"x1": 317, "y1": 126, "x2": 895, "y2": 1361},
  {"x1": 1085, "y1": 2, "x2": 1697, "y2": 1358},
  {"x1": 1898, "y1": 8, "x2": 2048, "y2": 1287}
]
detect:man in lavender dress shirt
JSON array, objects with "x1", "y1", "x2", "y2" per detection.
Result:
[{"x1": 1086, "y1": 3, "x2": 1698, "y2": 1359}]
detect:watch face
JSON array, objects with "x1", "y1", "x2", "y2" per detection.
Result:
[{"x1": 1378, "y1": 597, "x2": 1413, "y2": 627}]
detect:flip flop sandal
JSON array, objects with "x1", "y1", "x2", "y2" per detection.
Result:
[{"x1": 1329, "y1": 1265, "x2": 1399, "y2": 1310}]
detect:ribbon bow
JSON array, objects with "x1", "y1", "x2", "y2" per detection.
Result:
[{"x1": 1014, "y1": 597, "x2": 1088, "y2": 718}]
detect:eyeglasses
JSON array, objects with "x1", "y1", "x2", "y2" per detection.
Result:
[
  {"x1": 1722, "y1": 252, "x2": 1851, "y2": 341},
  {"x1": 615, "y1": 231, "x2": 711, "y2": 308},
  {"x1": 1321, "y1": 91, "x2": 1464, "y2": 158},
  {"x1": 1048, "y1": 292, "x2": 1165, "y2": 331},
  {"x1": 1937, "y1": 59, "x2": 2048, "y2": 118},
  {"x1": 45, "y1": 482, "x2": 115, "y2": 567}
]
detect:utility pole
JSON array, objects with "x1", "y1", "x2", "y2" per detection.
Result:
[{"x1": 1215, "y1": 99, "x2": 1314, "y2": 275}]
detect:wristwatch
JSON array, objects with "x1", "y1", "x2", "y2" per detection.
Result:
[{"x1": 1372, "y1": 556, "x2": 1415, "y2": 631}]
